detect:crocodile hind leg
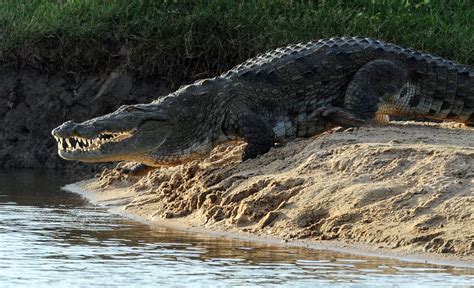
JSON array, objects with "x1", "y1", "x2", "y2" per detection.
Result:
[
  {"x1": 307, "y1": 60, "x2": 408, "y2": 129},
  {"x1": 343, "y1": 59, "x2": 409, "y2": 121},
  {"x1": 223, "y1": 106, "x2": 275, "y2": 160}
]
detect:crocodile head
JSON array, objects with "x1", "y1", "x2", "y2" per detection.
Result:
[{"x1": 51, "y1": 103, "x2": 173, "y2": 164}]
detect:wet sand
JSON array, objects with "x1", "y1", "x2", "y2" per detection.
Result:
[{"x1": 65, "y1": 121, "x2": 474, "y2": 266}]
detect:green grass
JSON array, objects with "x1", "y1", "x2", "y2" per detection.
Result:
[{"x1": 1, "y1": 0, "x2": 473, "y2": 85}]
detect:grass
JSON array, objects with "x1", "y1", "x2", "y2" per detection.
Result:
[{"x1": 1, "y1": 0, "x2": 473, "y2": 86}]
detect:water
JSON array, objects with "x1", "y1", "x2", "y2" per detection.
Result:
[{"x1": 0, "y1": 170, "x2": 473, "y2": 287}]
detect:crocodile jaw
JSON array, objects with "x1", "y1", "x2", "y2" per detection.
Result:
[
  {"x1": 54, "y1": 130, "x2": 136, "y2": 162},
  {"x1": 52, "y1": 102, "x2": 173, "y2": 163}
]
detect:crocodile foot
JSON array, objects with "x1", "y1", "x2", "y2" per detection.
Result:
[
  {"x1": 310, "y1": 106, "x2": 366, "y2": 128},
  {"x1": 118, "y1": 163, "x2": 155, "y2": 176}
]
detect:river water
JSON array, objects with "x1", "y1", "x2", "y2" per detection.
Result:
[{"x1": 0, "y1": 169, "x2": 473, "y2": 287}]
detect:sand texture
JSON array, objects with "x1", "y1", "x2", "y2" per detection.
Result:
[{"x1": 82, "y1": 122, "x2": 474, "y2": 259}]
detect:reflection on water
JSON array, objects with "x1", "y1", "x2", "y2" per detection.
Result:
[{"x1": 0, "y1": 169, "x2": 473, "y2": 287}]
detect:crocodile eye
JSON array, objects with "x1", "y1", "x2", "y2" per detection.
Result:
[
  {"x1": 119, "y1": 105, "x2": 137, "y2": 112},
  {"x1": 399, "y1": 86, "x2": 408, "y2": 98}
]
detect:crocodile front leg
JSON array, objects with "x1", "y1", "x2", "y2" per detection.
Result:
[
  {"x1": 223, "y1": 105, "x2": 275, "y2": 160},
  {"x1": 120, "y1": 163, "x2": 155, "y2": 176}
]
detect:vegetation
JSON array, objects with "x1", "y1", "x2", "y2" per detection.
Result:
[{"x1": 1, "y1": 0, "x2": 473, "y2": 86}]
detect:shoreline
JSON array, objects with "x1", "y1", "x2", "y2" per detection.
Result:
[
  {"x1": 63, "y1": 122, "x2": 473, "y2": 268},
  {"x1": 64, "y1": 181, "x2": 474, "y2": 268}
]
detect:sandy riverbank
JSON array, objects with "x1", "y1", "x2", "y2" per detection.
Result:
[{"x1": 67, "y1": 121, "x2": 473, "y2": 264}]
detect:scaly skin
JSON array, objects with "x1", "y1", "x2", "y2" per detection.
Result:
[{"x1": 52, "y1": 36, "x2": 474, "y2": 172}]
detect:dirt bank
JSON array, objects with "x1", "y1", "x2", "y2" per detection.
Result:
[
  {"x1": 0, "y1": 67, "x2": 168, "y2": 169},
  {"x1": 77, "y1": 122, "x2": 473, "y2": 260}
]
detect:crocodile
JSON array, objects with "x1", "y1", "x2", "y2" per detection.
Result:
[{"x1": 52, "y1": 36, "x2": 474, "y2": 174}]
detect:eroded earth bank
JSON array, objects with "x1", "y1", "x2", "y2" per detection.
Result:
[
  {"x1": 0, "y1": 68, "x2": 168, "y2": 169},
  {"x1": 75, "y1": 122, "x2": 474, "y2": 262}
]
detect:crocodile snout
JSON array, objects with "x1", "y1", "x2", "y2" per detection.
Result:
[{"x1": 51, "y1": 120, "x2": 78, "y2": 138}]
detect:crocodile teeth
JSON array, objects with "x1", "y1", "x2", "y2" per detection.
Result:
[{"x1": 54, "y1": 130, "x2": 133, "y2": 153}]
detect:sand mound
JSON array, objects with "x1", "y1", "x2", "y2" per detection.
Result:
[{"x1": 85, "y1": 122, "x2": 474, "y2": 258}]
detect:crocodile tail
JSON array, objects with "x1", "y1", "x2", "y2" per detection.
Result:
[
  {"x1": 457, "y1": 68, "x2": 474, "y2": 125},
  {"x1": 440, "y1": 66, "x2": 474, "y2": 124},
  {"x1": 406, "y1": 61, "x2": 474, "y2": 125}
]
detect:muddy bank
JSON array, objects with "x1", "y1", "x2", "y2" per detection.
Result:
[
  {"x1": 0, "y1": 67, "x2": 169, "y2": 169},
  {"x1": 76, "y1": 122, "x2": 473, "y2": 260}
]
